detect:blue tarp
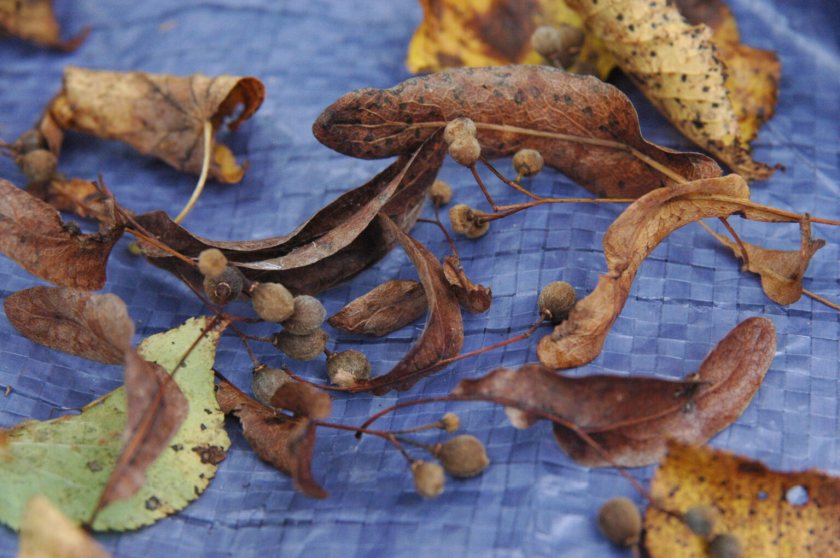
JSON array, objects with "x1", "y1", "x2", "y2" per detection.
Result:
[{"x1": 0, "y1": 1, "x2": 838, "y2": 556}]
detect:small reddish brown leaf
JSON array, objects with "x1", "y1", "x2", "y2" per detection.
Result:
[
  {"x1": 328, "y1": 279, "x2": 427, "y2": 336},
  {"x1": 0, "y1": 179, "x2": 123, "y2": 290},
  {"x1": 97, "y1": 350, "x2": 189, "y2": 510},
  {"x1": 216, "y1": 378, "x2": 327, "y2": 499},
  {"x1": 41, "y1": 67, "x2": 264, "y2": 183},
  {"x1": 455, "y1": 317, "x2": 775, "y2": 467},
  {"x1": 706, "y1": 218, "x2": 824, "y2": 305},
  {"x1": 4, "y1": 287, "x2": 134, "y2": 364},
  {"x1": 42, "y1": 176, "x2": 113, "y2": 223},
  {"x1": 269, "y1": 380, "x2": 332, "y2": 420},
  {"x1": 350, "y1": 215, "x2": 463, "y2": 395},
  {"x1": 538, "y1": 174, "x2": 796, "y2": 370},
  {"x1": 314, "y1": 65, "x2": 721, "y2": 198},
  {"x1": 0, "y1": 0, "x2": 88, "y2": 51},
  {"x1": 442, "y1": 255, "x2": 492, "y2": 314}
]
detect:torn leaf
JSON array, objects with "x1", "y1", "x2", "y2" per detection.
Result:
[
  {"x1": 442, "y1": 255, "x2": 492, "y2": 314},
  {"x1": 328, "y1": 279, "x2": 428, "y2": 336}
]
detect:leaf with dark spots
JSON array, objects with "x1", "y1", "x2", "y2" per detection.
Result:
[
  {"x1": 96, "y1": 350, "x2": 189, "y2": 511},
  {"x1": 41, "y1": 67, "x2": 264, "y2": 183},
  {"x1": 0, "y1": 178, "x2": 123, "y2": 290},
  {"x1": 136, "y1": 139, "x2": 446, "y2": 295},
  {"x1": 269, "y1": 380, "x2": 332, "y2": 420},
  {"x1": 537, "y1": 174, "x2": 798, "y2": 370},
  {"x1": 0, "y1": 0, "x2": 89, "y2": 51},
  {"x1": 313, "y1": 65, "x2": 721, "y2": 198},
  {"x1": 455, "y1": 317, "x2": 775, "y2": 467},
  {"x1": 349, "y1": 215, "x2": 463, "y2": 395},
  {"x1": 4, "y1": 287, "x2": 134, "y2": 364},
  {"x1": 705, "y1": 217, "x2": 824, "y2": 305},
  {"x1": 328, "y1": 279, "x2": 427, "y2": 336},
  {"x1": 442, "y1": 255, "x2": 492, "y2": 314},
  {"x1": 216, "y1": 378, "x2": 327, "y2": 499}
]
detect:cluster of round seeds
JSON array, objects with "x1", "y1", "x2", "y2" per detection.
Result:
[
  {"x1": 326, "y1": 349, "x2": 371, "y2": 388},
  {"x1": 261, "y1": 294, "x2": 329, "y2": 361},
  {"x1": 512, "y1": 148, "x2": 544, "y2": 178},
  {"x1": 538, "y1": 281, "x2": 577, "y2": 322},
  {"x1": 597, "y1": 497, "x2": 642, "y2": 548},
  {"x1": 681, "y1": 505, "x2": 742, "y2": 558},
  {"x1": 444, "y1": 117, "x2": 481, "y2": 167},
  {"x1": 530, "y1": 24, "x2": 585, "y2": 68},
  {"x1": 197, "y1": 249, "x2": 246, "y2": 305},
  {"x1": 449, "y1": 203, "x2": 489, "y2": 239},
  {"x1": 251, "y1": 365, "x2": 291, "y2": 407}
]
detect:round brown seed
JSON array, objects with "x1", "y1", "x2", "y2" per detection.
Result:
[
  {"x1": 435, "y1": 434, "x2": 490, "y2": 478},
  {"x1": 597, "y1": 497, "x2": 641, "y2": 547},
  {"x1": 252, "y1": 282, "x2": 295, "y2": 323}
]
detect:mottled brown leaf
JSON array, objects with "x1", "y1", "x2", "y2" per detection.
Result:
[
  {"x1": 41, "y1": 67, "x2": 264, "y2": 183},
  {"x1": 0, "y1": 179, "x2": 123, "y2": 290},
  {"x1": 349, "y1": 215, "x2": 463, "y2": 395},
  {"x1": 216, "y1": 378, "x2": 327, "y2": 499},
  {"x1": 136, "y1": 139, "x2": 446, "y2": 295},
  {"x1": 314, "y1": 65, "x2": 721, "y2": 198},
  {"x1": 705, "y1": 218, "x2": 824, "y2": 306},
  {"x1": 328, "y1": 279, "x2": 427, "y2": 336},
  {"x1": 457, "y1": 317, "x2": 775, "y2": 467},
  {"x1": 0, "y1": 0, "x2": 88, "y2": 51},
  {"x1": 537, "y1": 174, "x2": 796, "y2": 370},
  {"x1": 96, "y1": 350, "x2": 189, "y2": 511},
  {"x1": 646, "y1": 441, "x2": 840, "y2": 558},
  {"x1": 19, "y1": 496, "x2": 111, "y2": 558},
  {"x1": 442, "y1": 255, "x2": 492, "y2": 314},
  {"x1": 4, "y1": 287, "x2": 134, "y2": 364}
]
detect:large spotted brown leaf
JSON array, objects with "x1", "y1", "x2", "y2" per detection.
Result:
[
  {"x1": 314, "y1": 65, "x2": 720, "y2": 199},
  {"x1": 40, "y1": 67, "x2": 264, "y2": 183}
]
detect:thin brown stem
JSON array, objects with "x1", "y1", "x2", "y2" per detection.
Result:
[
  {"x1": 314, "y1": 420, "x2": 414, "y2": 463},
  {"x1": 126, "y1": 227, "x2": 196, "y2": 267},
  {"x1": 469, "y1": 163, "x2": 501, "y2": 211},
  {"x1": 417, "y1": 215, "x2": 459, "y2": 259},
  {"x1": 718, "y1": 217, "x2": 751, "y2": 269},
  {"x1": 230, "y1": 324, "x2": 260, "y2": 367},
  {"x1": 479, "y1": 157, "x2": 543, "y2": 201},
  {"x1": 174, "y1": 121, "x2": 212, "y2": 224},
  {"x1": 803, "y1": 289, "x2": 840, "y2": 312},
  {"x1": 284, "y1": 368, "x2": 350, "y2": 392}
]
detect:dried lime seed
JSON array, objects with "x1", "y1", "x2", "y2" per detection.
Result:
[
  {"x1": 198, "y1": 248, "x2": 228, "y2": 279},
  {"x1": 449, "y1": 204, "x2": 473, "y2": 235},
  {"x1": 202, "y1": 266, "x2": 244, "y2": 305},
  {"x1": 252, "y1": 282, "x2": 295, "y2": 323},
  {"x1": 272, "y1": 329, "x2": 328, "y2": 361},
  {"x1": 326, "y1": 350, "x2": 371, "y2": 388},
  {"x1": 429, "y1": 179, "x2": 453, "y2": 206},
  {"x1": 443, "y1": 117, "x2": 477, "y2": 145},
  {"x1": 411, "y1": 460, "x2": 445, "y2": 499},
  {"x1": 440, "y1": 412, "x2": 459, "y2": 433},
  {"x1": 13, "y1": 129, "x2": 47, "y2": 155},
  {"x1": 684, "y1": 505, "x2": 716, "y2": 538},
  {"x1": 448, "y1": 136, "x2": 481, "y2": 166},
  {"x1": 436, "y1": 434, "x2": 489, "y2": 478},
  {"x1": 283, "y1": 295, "x2": 327, "y2": 335},
  {"x1": 512, "y1": 149, "x2": 544, "y2": 177},
  {"x1": 538, "y1": 281, "x2": 576, "y2": 322},
  {"x1": 18, "y1": 149, "x2": 57, "y2": 184},
  {"x1": 251, "y1": 366, "x2": 291, "y2": 407},
  {"x1": 597, "y1": 497, "x2": 641, "y2": 547},
  {"x1": 465, "y1": 218, "x2": 489, "y2": 239},
  {"x1": 531, "y1": 25, "x2": 564, "y2": 57},
  {"x1": 708, "y1": 533, "x2": 743, "y2": 558}
]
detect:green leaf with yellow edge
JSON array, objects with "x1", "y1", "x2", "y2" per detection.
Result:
[
  {"x1": 645, "y1": 441, "x2": 840, "y2": 557},
  {"x1": 0, "y1": 316, "x2": 230, "y2": 532}
]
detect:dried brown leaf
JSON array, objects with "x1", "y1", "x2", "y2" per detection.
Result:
[
  {"x1": 314, "y1": 65, "x2": 721, "y2": 198},
  {"x1": 40, "y1": 67, "x2": 264, "y2": 183},
  {"x1": 18, "y1": 496, "x2": 111, "y2": 558},
  {"x1": 328, "y1": 279, "x2": 427, "y2": 336},
  {"x1": 350, "y1": 215, "x2": 463, "y2": 395},
  {"x1": 269, "y1": 379, "x2": 332, "y2": 420},
  {"x1": 706, "y1": 218, "x2": 824, "y2": 305},
  {"x1": 216, "y1": 378, "x2": 327, "y2": 499},
  {"x1": 0, "y1": 179, "x2": 123, "y2": 290},
  {"x1": 442, "y1": 255, "x2": 492, "y2": 314},
  {"x1": 0, "y1": 0, "x2": 88, "y2": 50},
  {"x1": 537, "y1": 174, "x2": 795, "y2": 370},
  {"x1": 4, "y1": 287, "x2": 134, "y2": 364},
  {"x1": 456, "y1": 317, "x2": 775, "y2": 467},
  {"x1": 96, "y1": 350, "x2": 189, "y2": 511}
]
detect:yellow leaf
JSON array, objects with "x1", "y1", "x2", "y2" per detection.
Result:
[{"x1": 645, "y1": 442, "x2": 840, "y2": 557}]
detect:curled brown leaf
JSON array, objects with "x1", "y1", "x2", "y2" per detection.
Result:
[
  {"x1": 0, "y1": 178, "x2": 123, "y2": 290},
  {"x1": 313, "y1": 65, "x2": 721, "y2": 199},
  {"x1": 455, "y1": 317, "x2": 775, "y2": 467},
  {"x1": 0, "y1": 0, "x2": 89, "y2": 51},
  {"x1": 40, "y1": 67, "x2": 265, "y2": 183},
  {"x1": 442, "y1": 255, "x2": 492, "y2": 314},
  {"x1": 4, "y1": 286, "x2": 134, "y2": 364},
  {"x1": 328, "y1": 279, "x2": 428, "y2": 336}
]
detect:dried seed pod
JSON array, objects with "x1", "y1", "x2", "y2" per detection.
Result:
[
  {"x1": 17, "y1": 149, "x2": 57, "y2": 184},
  {"x1": 197, "y1": 248, "x2": 228, "y2": 279},
  {"x1": 597, "y1": 497, "x2": 642, "y2": 547},
  {"x1": 531, "y1": 25, "x2": 565, "y2": 57},
  {"x1": 538, "y1": 281, "x2": 576, "y2": 322},
  {"x1": 272, "y1": 329, "x2": 328, "y2": 361},
  {"x1": 326, "y1": 349, "x2": 371, "y2": 388},
  {"x1": 440, "y1": 412, "x2": 459, "y2": 433},
  {"x1": 531, "y1": 24, "x2": 585, "y2": 68},
  {"x1": 251, "y1": 365, "x2": 291, "y2": 407},
  {"x1": 203, "y1": 266, "x2": 245, "y2": 305},
  {"x1": 708, "y1": 533, "x2": 743, "y2": 558},
  {"x1": 12, "y1": 129, "x2": 47, "y2": 155},
  {"x1": 251, "y1": 282, "x2": 295, "y2": 323},
  {"x1": 443, "y1": 117, "x2": 477, "y2": 145},
  {"x1": 435, "y1": 434, "x2": 490, "y2": 478},
  {"x1": 283, "y1": 295, "x2": 327, "y2": 335},
  {"x1": 429, "y1": 179, "x2": 453, "y2": 206},
  {"x1": 684, "y1": 505, "x2": 716, "y2": 538},
  {"x1": 512, "y1": 149, "x2": 544, "y2": 177},
  {"x1": 411, "y1": 460, "x2": 445, "y2": 499},
  {"x1": 449, "y1": 204, "x2": 489, "y2": 239},
  {"x1": 448, "y1": 136, "x2": 481, "y2": 167}
]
